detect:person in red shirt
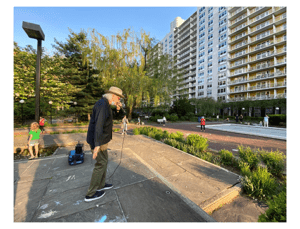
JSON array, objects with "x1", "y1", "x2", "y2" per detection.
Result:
[
  {"x1": 200, "y1": 116, "x2": 206, "y2": 132},
  {"x1": 39, "y1": 117, "x2": 45, "y2": 133}
]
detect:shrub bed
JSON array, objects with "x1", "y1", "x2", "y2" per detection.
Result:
[
  {"x1": 258, "y1": 149, "x2": 286, "y2": 176},
  {"x1": 132, "y1": 126, "x2": 286, "y2": 221}
]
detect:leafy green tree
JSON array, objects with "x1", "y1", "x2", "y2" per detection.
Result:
[
  {"x1": 170, "y1": 98, "x2": 194, "y2": 117},
  {"x1": 191, "y1": 97, "x2": 223, "y2": 117},
  {"x1": 52, "y1": 29, "x2": 105, "y2": 121},
  {"x1": 82, "y1": 28, "x2": 151, "y2": 120},
  {"x1": 14, "y1": 42, "x2": 77, "y2": 122}
]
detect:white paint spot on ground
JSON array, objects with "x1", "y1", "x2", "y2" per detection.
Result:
[
  {"x1": 40, "y1": 204, "x2": 48, "y2": 210},
  {"x1": 73, "y1": 200, "x2": 82, "y2": 205},
  {"x1": 54, "y1": 201, "x2": 62, "y2": 206},
  {"x1": 66, "y1": 175, "x2": 75, "y2": 182},
  {"x1": 38, "y1": 210, "x2": 58, "y2": 219}
]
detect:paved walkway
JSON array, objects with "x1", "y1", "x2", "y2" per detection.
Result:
[{"x1": 14, "y1": 132, "x2": 247, "y2": 222}]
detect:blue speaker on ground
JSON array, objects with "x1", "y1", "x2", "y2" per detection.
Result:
[{"x1": 68, "y1": 142, "x2": 84, "y2": 165}]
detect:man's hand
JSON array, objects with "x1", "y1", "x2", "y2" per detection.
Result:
[
  {"x1": 93, "y1": 146, "x2": 100, "y2": 160},
  {"x1": 116, "y1": 101, "x2": 122, "y2": 111}
]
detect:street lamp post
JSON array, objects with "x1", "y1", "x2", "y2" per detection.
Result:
[
  {"x1": 22, "y1": 21, "x2": 45, "y2": 123},
  {"x1": 49, "y1": 101, "x2": 53, "y2": 125},
  {"x1": 19, "y1": 99, "x2": 25, "y2": 125},
  {"x1": 74, "y1": 102, "x2": 77, "y2": 123}
]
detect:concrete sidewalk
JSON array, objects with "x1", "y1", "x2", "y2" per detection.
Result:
[{"x1": 14, "y1": 132, "x2": 244, "y2": 222}]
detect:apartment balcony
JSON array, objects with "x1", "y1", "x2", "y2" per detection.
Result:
[
  {"x1": 229, "y1": 40, "x2": 248, "y2": 53},
  {"x1": 248, "y1": 95, "x2": 275, "y2": 100},
  {"x1": 274, "y1": 24, "x2": 286, "y2": 36},
  {"x1": 273, "y1": 7, "x2": 286, "y2": 16},
  {"x1": 249, "y1": 7, "x2": 271, "y2": 17},
  {"x1": 248, "y1": 9, "x2": 273, "y2": 27},
  {"x1": 249, "y1": 50, "x2": 275, "y2": 63},
  {"x1": 229, "y1": 22, "x2": 248, "y2": 37},
  {"x1": 230, "y1": 68, "x2": 248, "y2": 77},
  {"x1": 229, "y1": 60, "x2": 248, "y2": 69},
  {"x1": 229, "y1": 7, "x2": 247, "y2": 20},
  {"x1": 228, "y1": 78, "x2": 247, "y2": 85},
  {"x1": 228, "y1": 50, "x2": 248, "y2": 61},
  {"x1": 274, "y1": 47, "x2": 286, "y2": 57},
  {"x1": 248, "y1": 41, "x2": 274, "y2": 54},
  {"x1": 229, "y1": 13, "x2": 248, "y2": 28},
  {"x1": 249, "y1": 30, "x2": 274, "y2": 45},
  {"x1": 276, "y1": 36, "x2": 287, "y2": 46},
  {"x1": 248, "y1": 62, "x2": 274, "y2": 72},
  {"x1": 230, "y1": 88, "x2": 247, "y2": 93},
  {"x1": 275, "y1": 59, "x2": 286, "y2": 67},
  {"x1": 248, "y1": 73, "x2": 275, "y2": 82},
  {"x1": 249, "y1": 19, "x2": 273, "y2": 36},
  {"x1": 228, "y1": 97, "x2": 246, "y2": 102}
]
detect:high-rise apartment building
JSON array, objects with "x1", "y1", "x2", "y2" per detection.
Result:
[
  {"x1": 157, "y1": 6, "x2": 286, "y2": 114},
  {"x1": 227, "y1": 7, "x2": 286, "y2": 104},
  {"x1": 160, "y1": 7, "x2": 229, "y2": 102}
]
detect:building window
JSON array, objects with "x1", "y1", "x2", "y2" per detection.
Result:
[
  {"x1": 218, "y1": 65, "x2": 227, "y2": 72},
  {"x1": 198, "y1": 72, "x2": 204, "y2": 78},
  {"x1": 199, "y1": 58, "x2": 205, "y2": 64},
  {"x1": 218, "y1": 88, "x2": 226, "y2": 93},
  {"x1": 198, "y1": 79, "x2": 204, "y2": 84},
  {"x1": 198, "y1": 72, "x2": 204, "y2": 77},
  {"x1": 219, "y1": 25, "x2": 227, "y2": 34}
]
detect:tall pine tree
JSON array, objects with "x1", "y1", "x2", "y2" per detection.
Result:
[{"x1": 52, "y1": 29, "x2": 105, "y2": 121}]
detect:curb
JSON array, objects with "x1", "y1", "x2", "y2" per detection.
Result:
[{"x1": 200, "y1": 183, "x2": 243, "y2": 214}]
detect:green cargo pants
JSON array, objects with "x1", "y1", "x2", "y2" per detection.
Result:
[{"x1": 86, "y1": 143, "x2": 108, "y2": 197}]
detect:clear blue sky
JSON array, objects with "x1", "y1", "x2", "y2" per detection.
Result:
[{"x1": 14, "y1": 7, "x2": 197, "y2": 54}]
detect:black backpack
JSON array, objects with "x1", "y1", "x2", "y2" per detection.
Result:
[{"x1": 68, "y1": 142, "x2": 84, "y2": 165}]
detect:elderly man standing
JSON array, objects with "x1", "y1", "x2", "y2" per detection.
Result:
[{"x1": 84, "y1": 86, "x2": 124, "y2": 202}]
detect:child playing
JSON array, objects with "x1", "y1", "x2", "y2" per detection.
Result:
[
  {"x1": 122, "y1": 115, "x2": 129, "y2": 135},
  {"x1": 27, "y1": 122, "x2": 41, "y2": 160}
]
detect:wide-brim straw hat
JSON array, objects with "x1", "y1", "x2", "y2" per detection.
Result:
[{"x1": 105, "y1": 86, "x2": 124, "y2": 98}]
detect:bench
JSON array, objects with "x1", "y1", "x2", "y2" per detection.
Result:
[{"x1": 157, "y1": 119, "x2": 166, "y2": 124}]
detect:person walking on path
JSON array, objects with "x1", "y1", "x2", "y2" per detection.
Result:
[
  {"x1": 200, "y1": 116, "x2": 206, "y2": 132},
  {"x1": 264, "y1": 115, "x2": 269, "y2": 127},
  {"x1": 122, "y1": 115, "x2": 129, "y2": 135},
  {"x1": 137, "y1": 117, "x2": 141, "y2": 125},
  {"x1": 163, "y1": 116, "x2": 167, "y2": 126},
  {"x1": 27, "y1": 122, "x2": 41, "y2": 160},
  {"x1": 85, "y1": 86, "x2": 124, "y2": 202},
  {"x1": 39, "y1": 117, "x2": 45, "y2": 133},
  {"x1": 239, "y1": 114, "x2": 243, "y2": 123},
  {"x1": 235, "y1": 114, "x2": 239, "y2": 123}
]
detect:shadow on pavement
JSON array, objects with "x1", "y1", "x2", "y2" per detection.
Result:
[{"x1": 14, "y1": 143, "x2": 207, "y2": 222}]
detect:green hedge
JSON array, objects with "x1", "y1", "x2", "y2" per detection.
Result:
[{"x1": 268, "y1": 114, "x2": 286, "y2": 125}]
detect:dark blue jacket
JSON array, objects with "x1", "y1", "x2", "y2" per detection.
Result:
[{"x1": 87, "y1": 97, "x2": 113, "y2": 149}]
